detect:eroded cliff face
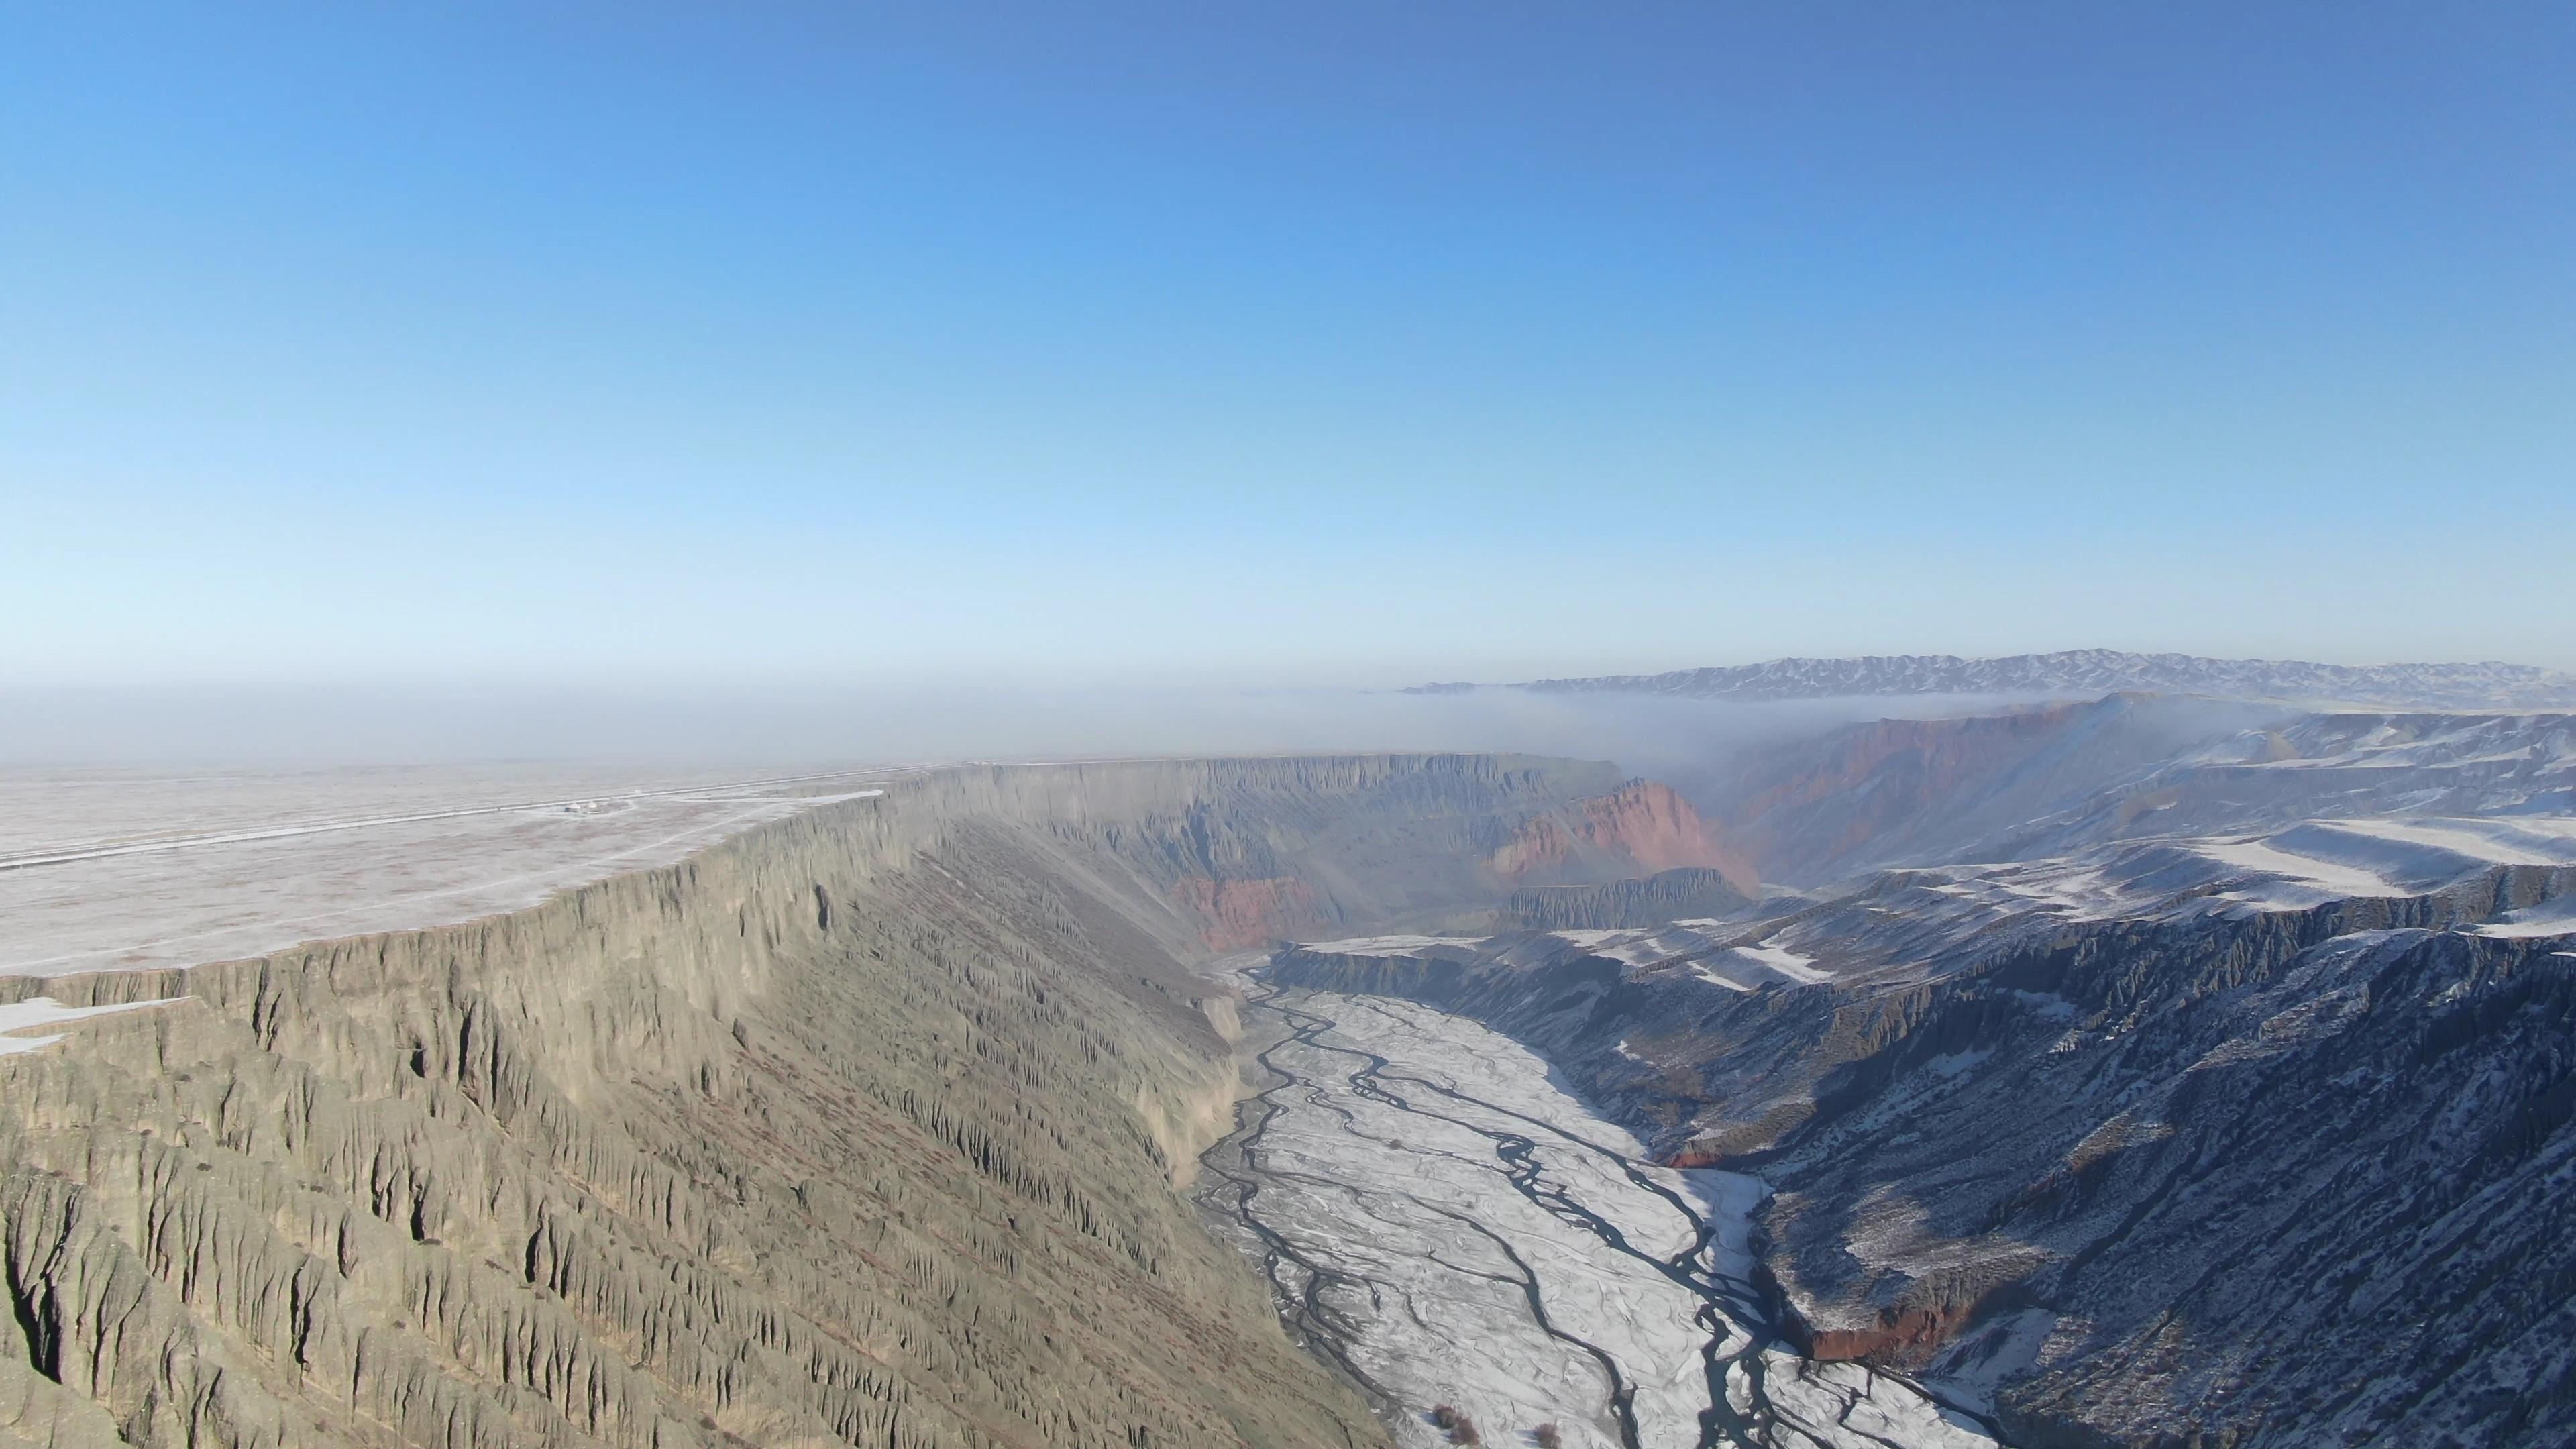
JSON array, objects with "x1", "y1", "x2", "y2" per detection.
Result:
[
  {"x1": 1487, "y1": 781, "x2": 1758, "y2": 895},
  {"x1": 0, "y1": 754, "x2": 1615, "y2": 1449},
  {"x1": 1499, "y1": 868, "x2": 1751, "y2": 932},
  {"x1": 1171, "y1": 879, "x2": 1322, "y2": 952}
]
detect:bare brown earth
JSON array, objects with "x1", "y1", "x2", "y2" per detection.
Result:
[
  {"x1": 1171, "y1": 877, "x2": 1324, "y2": 951},
  {"x1": 0, "y1": 754, "x2": 1619, "y2": 1449},
  {"x1": 1701, "y1": 704, "x2": 2096, "y2": 882},
  {"x1": 1488, "y1": 780, "x2": 1758, "y2": 895}
]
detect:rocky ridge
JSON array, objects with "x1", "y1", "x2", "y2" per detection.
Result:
[
  {"x1": 1409, "y1": 651, "x2": 2576, "y2": 710},
  {"x1": 0, "y1": 754, "x2": 1627, "y2": 1449},
  {"x1": 1497, "y1": 869, "x2": 1752, "y2": 932}
]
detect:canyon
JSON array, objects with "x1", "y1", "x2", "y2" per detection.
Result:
[
  {"x1": 5, "y1": 682, "x2": 2573, "y2": 1448},
  {"x1": 1196, "y1": 983, "x2": 1999, "y2": 1449},
  {"x1": 0, "y1": 754, "x2": 1735, "y2": 1449},
  {"x1": 1269, "y1": 704, "x2": 2576, "y2": 1446}
]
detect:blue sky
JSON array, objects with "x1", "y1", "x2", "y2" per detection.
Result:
[{"x1": 5, "y1": 2, "x2": 2571, "y2": 687}]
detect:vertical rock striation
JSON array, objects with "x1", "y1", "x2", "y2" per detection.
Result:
[
  {"x1": 1487, "y1": 781, "x2": 1758, "y2": 895},
  {"x1": 0, "y1": 755, "x2": 1615, "y2": 1449}
]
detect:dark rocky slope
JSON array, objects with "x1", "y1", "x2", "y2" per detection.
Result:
[
  {"x1": 0, "y1": 754, "x2": 1620, "y2": 1449},
  {"x1": 1499, "y1": 867, "x2": 1752, "y2": 931},
  {"x1": 1271, "y1": 865, "x2": 2576, "y2": 1447}
]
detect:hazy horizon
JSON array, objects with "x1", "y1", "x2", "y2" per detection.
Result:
[{"x1": 2, "y1": 674, "x2": 2076, "y2": 768}]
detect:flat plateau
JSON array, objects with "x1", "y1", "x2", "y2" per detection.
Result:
[{"x1": 0, "y1": 762, "x2": 900, "y2": 976}]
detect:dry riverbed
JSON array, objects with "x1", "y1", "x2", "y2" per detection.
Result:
[{"x1": 1199, "y1": 986, "x2": 2001, "y2": 1449}]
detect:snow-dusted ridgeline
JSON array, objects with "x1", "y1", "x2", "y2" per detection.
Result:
[{"x1": 1414, "y1": 651, "x2": 2576, "y2": 709}]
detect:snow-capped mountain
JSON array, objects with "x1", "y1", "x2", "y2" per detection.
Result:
[{"x1": 1412, "y1": 649, "x2": 2576, "y2": 709}]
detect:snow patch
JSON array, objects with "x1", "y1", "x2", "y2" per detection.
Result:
[
  {"x1": 1298, "y1": 934, "x2": 1486, "y2": 959},
  {"x1": 1693, "y1": 942, "x2": 1829, "y2": 991},
  {"x1": 2194, "y1": 836, "x2": 2404, "y2": 908},
  {"x1": 1731, "y1": 942, "x2": 1829, "y2": 984},
  {"x1": 2478, "y1": 898, "x2": 2576, "y2": 939},
  {"x1": 0, "y1": 996, "x2": 175, "y2": 1055}
]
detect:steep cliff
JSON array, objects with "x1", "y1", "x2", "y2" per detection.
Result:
[
  {"x1": 0, "y1": 754, "x2": 1615, "y2": 1449},
  {"x1": 1487, "y1": 780, "x2": 1758, "y2": 895},
  {"x1": 1499, "y1": 868, "x2": 1752, "y2": 932}
]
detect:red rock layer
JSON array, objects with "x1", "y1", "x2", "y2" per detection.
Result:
[
  {"x1": 1171, "y1": 876, "x2": 1323, "y2": 951},
  {"x1": 1802, "y1": 1305, "x2": 1976, "y2": 1364},
  {"x1": 1489, "y1": 781, "x2": 1760, "y2": 894},
  {"x1": 1717, "y1": 702, "x2": 2090, "y2": 873}
]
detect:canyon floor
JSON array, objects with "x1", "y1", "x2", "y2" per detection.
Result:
[{"x1": 1197, "y1": 985, "x2": 1998, "y2": 1449}]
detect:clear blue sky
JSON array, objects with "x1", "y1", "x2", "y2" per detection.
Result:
[{"x1": 5, "y1": 2, "x2": 2571, "y2": 687}]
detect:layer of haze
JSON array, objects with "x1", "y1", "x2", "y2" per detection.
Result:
[
  {"x1": 7, "y1": 3, "x2": 2573, "y2": 753},
  {"x1": 0, "y1": 680, "x2": 1968, "y2": 775}
]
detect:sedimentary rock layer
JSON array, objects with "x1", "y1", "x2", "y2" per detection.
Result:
[
  {"x1": 1487, "y1": 781, "x2": 1757, "y2": 895},
  {"x1": 0, "y1": 754, "x2": 1615, "y2": 1449}
]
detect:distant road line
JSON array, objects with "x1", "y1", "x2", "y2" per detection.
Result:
[{"x1": 0, "y1": 766, "x2": 911, "y2": 873}]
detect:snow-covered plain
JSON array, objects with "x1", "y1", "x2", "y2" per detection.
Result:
[
  {"x1": 1199, "y1": 987, "x2": 1998, "y2": 1449},
  {"x1": 0, "y1": 764, "x2": 906, "y2": 977}
]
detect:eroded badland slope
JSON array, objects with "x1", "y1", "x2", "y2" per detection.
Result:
[{"x1": 0, "y1": 755, "x2": 1617, "y2": 1449}]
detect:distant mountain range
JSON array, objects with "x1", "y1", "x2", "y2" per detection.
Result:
[{"x1": 1407, "y1": 649, "x2": 2576, "y2": 709}]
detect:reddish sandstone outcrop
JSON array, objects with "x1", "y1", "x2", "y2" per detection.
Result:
[
  {"x1": 1490, "y1": 781, "x2": 1760, "y2": 894},
  {"x1": 1732, "y1": 703, "x2": 2092, "y2": 821},
  {"x1": 1172, "y1": 876, "x2": 1324, "y2": 951},
  {"x1": 1801, "y1": 1305, "x2": 1978, "y2": 1363},
  {"x1": 1715, "y1": 703, "x2": 2091, "y2": 875}
]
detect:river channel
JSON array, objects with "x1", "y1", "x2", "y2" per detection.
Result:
[{"x1": 1196, "y1": 985, "x2": 2002, "y2": 1449}]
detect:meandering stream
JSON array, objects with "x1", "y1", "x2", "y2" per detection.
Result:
[{"x1": 1197, "y1": 985, "x2": 2000, "y2": 1449}]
